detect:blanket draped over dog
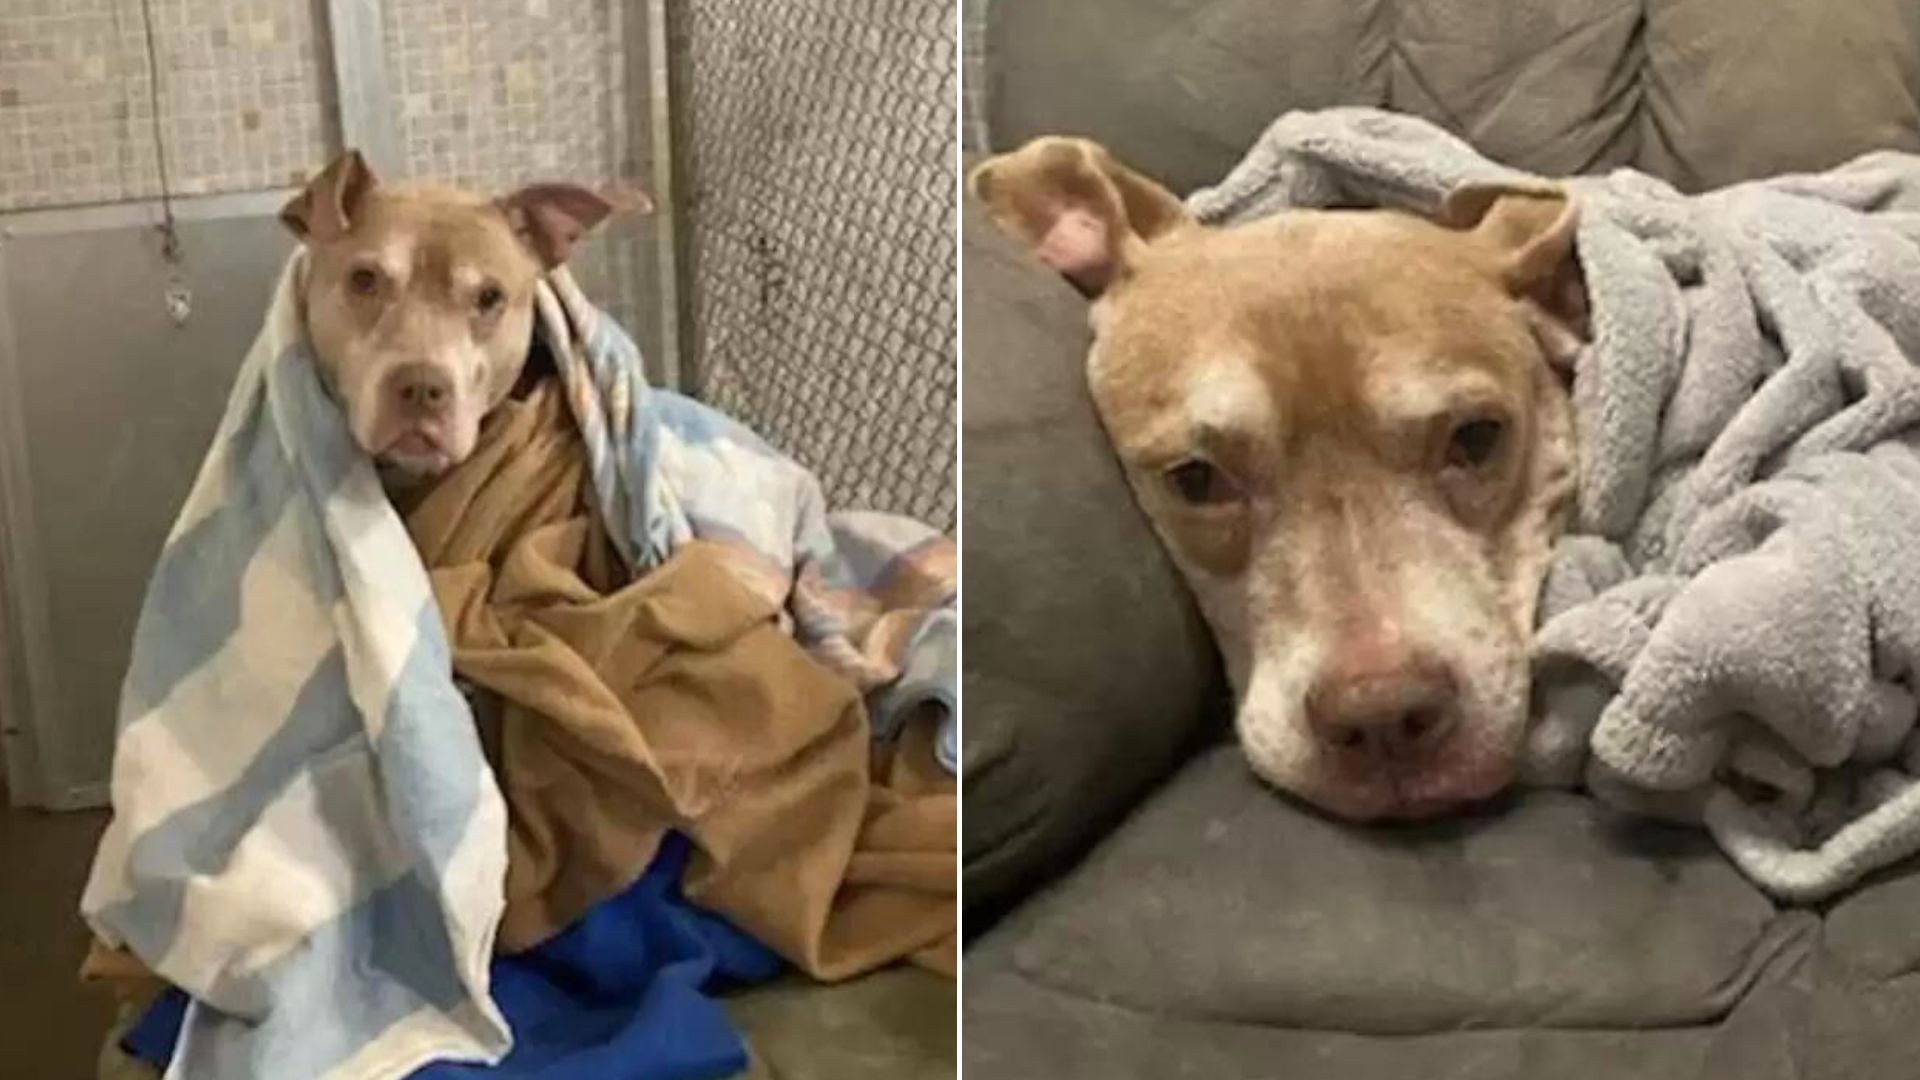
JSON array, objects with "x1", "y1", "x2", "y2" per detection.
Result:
[
  {"x1": 399, "y1": 380, "x2": 956, "y2": 970},
  {"x1": 1194, "y1": 107, "x2": 1920, "y2": 903},
  {"x1": 79, "y1": 253, "x2": 956, "y2": 1080}
]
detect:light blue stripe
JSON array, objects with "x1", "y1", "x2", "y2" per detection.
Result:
[
  {"x1": 870, "y1": 607, "x2": 956, "y2": 744},
  {"x1": 100, "y1": 645, "x2": 358, "y2": 1018},
  {"x1": 120, "y1": 342, "x2": 357, "y2": 726},
  {"x1": 272, "y1": 341, "x2": 368, "y2": 517},
  {"x1": 372, "y1": 601, "x2": 486, "y2": 876},
  {"x1": 173, "y1": 868, "x2": 477, "y2": 1080},
  {"x1": 119, "y1": 378, "x2": 300, "y2": 722},
  {"x1": 569, "y1": 318, "x2": 646, "y2": 567},
  {"x1": 583, "y1": 315, "x2": 669, "y2": 565},
  {"x1": 653, "y1": 386, "x2": 776, "y2": 453}
]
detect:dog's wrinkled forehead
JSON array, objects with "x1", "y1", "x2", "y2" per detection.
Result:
[
  {"x1": 319, "y1": 188, "x2": 543, "y2": 297},
  {"x1": 1090, "y1": 213, "x2": 1538, "y2": 457}
]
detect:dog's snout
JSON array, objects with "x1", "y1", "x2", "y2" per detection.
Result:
[
  {"x1": 1306, "y1": 630, "x2": 1457, "y2": 760},
  {"x1": 392, "y1": 363, "x2": 454, "y2": 414}
]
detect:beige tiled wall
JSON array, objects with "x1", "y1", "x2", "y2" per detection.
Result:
[
  {"x1": 0, "y1": 0, "x2": 647, "y2": 348},
  {"x1": 0, "y1": 0, "x2": 335, "y2": 211},
  {"x1": 382, "y1": 0, "x2": 644, "y2": 337},
  {"x1": 384, "y1": 0, "x2": 630, "y2": 192},
  {"x1": 0, "y1": 0, "x2": 636, "y2": 211}
]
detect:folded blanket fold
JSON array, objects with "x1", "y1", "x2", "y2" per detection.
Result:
[
  {"x1": 81, "y1": 252, "x2": 956, "y2": 1079},
  {"x1": 1195, "y1": 106, "x2": 1920, "y2": 902}
]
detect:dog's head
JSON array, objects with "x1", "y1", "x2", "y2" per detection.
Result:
[
  {"x1": 281, "y1": 150, "x2": 646, "y2": 478},
  {"x1": 972, "y1": 138, "x2": 1585, "y2": 821}
]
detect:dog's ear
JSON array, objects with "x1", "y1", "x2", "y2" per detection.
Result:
[
  {"x1": 968, "y1": 137, "x2": 1189, "y2": 296},
  {"x1": 281, "y1": 150, "x2": 377, "y2": 242},
  {"x1": 501, "y1": 182, "x2": 652, "y2": 269},
  {"x1": 1443, "y1": 183, "x2": 1588, "y2": 363}
]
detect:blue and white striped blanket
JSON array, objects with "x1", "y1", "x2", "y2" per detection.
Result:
[{"x1": 81, "y1": 253, "x2": 956, "y2": 1079}]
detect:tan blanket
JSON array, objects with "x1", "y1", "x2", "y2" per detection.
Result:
[{"x1": 398, "y1": 379, "x2": 955, "y2": 978}]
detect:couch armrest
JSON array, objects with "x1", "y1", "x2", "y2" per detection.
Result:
[{"x1": 961, "y1": 196, "x2": 1221, "y2": 931}]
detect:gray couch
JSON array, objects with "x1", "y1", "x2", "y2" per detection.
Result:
[{"x1": 961, "y1": 1, "x2": 1920, "y2": 1076}]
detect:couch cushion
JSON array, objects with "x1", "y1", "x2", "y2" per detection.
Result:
[
  {"x1": 1640, "y1": 0, "x2": 1920, "y2": 190},
  {"x1": 962, "y1": 962, "x2": 1811, "y2": 1080},
  {"x1": 987, "y1": 0, "x2": 1920, "y2": 194},
  {"x1": 972, "y1": 743, "x2": 1804, "y2": 1032},
  {"x1": 1821, "y1": 852, "x2": 1920, "y2": 981},
  {"x1": 987, "y1": 0, "x2": 1392, "y2": 195},
  {"x1": 960, "y1": 195, "x2": 1219, "y2": 928}
]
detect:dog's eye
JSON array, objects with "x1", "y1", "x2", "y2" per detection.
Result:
[
  {"x1": 1165, "y1": 460, "x2": 1239, "y2": 506},
  {"x1": 1447, "y1": 419, "x2": 1505, "y2": 468},
  {"x1": 347, "y1": 267, "x2": 380, "y2": 296},
  {"x1": 476, "y1": 285, "x2": 505, "y2": 314}
]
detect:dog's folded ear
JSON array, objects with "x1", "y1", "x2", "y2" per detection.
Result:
[
  {"x1": 501, "y1": 182, "x2": 652, "y2": 269},
  {"x1": 281, "y1": 150, "x2": 377, "y2": 242},
  {"x1": 1442, "y1": 183, "x2": 1589, "y2": 355},
  {"x1": 968, "y1": 137, "x2": 1190, "y2": 297}
]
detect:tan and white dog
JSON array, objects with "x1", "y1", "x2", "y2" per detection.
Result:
[
  {"x1": 972, "y1": 138, "x2": 1588, "y2": 822},
  {"x1": 280, "y1": 150, "x2": 645, "y2": 479}
]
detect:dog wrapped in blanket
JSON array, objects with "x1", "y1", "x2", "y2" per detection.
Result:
[
  {"x1": 975, "y1": 106, "x2": 1920, "y2": 903},
  {"x1": 81, "y1": 153, "x2": 955, "y2": 1080}
]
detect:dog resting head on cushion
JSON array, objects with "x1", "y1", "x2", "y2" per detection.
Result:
[
  {"x1": 280, "y1": 150, "x2": 647, "y2": 480},
  {"x1": 971, "y1": 137, "x2": 1587, "y2": 822}
]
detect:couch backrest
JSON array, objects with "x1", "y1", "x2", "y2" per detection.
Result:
[{"x1": 984, "y1": 0, "x2": 1920, "y2": 194}]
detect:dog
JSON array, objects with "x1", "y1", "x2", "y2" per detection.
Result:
[
  {"x1": 971, "y1": 137, "x2": 1588, "y2": 822},
  {"x1": 279, "y1": 150, "x2": 646, "y2": 480}
]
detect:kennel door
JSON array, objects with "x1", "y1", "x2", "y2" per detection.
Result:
[{"x1": 0, "y1": 213, "x2": 292, "y2": 808}]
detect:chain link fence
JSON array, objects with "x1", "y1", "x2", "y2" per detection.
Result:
[{"x1": 669, "y1": 0, "x2": 956, "y2": 529}]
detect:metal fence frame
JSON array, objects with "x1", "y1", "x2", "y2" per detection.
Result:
[{"x1": 0, "y1": 189, "x2": 298, "y2": 809}]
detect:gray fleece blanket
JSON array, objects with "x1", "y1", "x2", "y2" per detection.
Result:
[{"x1": 1190, "y1": 107, "x2": 1920, "y2": 902}]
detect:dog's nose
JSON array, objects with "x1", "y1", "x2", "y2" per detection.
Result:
[
  {"x1": 1306, "y1": 630, "x2": 1457, "y2": 760},
  {"x1": 392, "y1": 363, "x2": 453, "y2": 414}
]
